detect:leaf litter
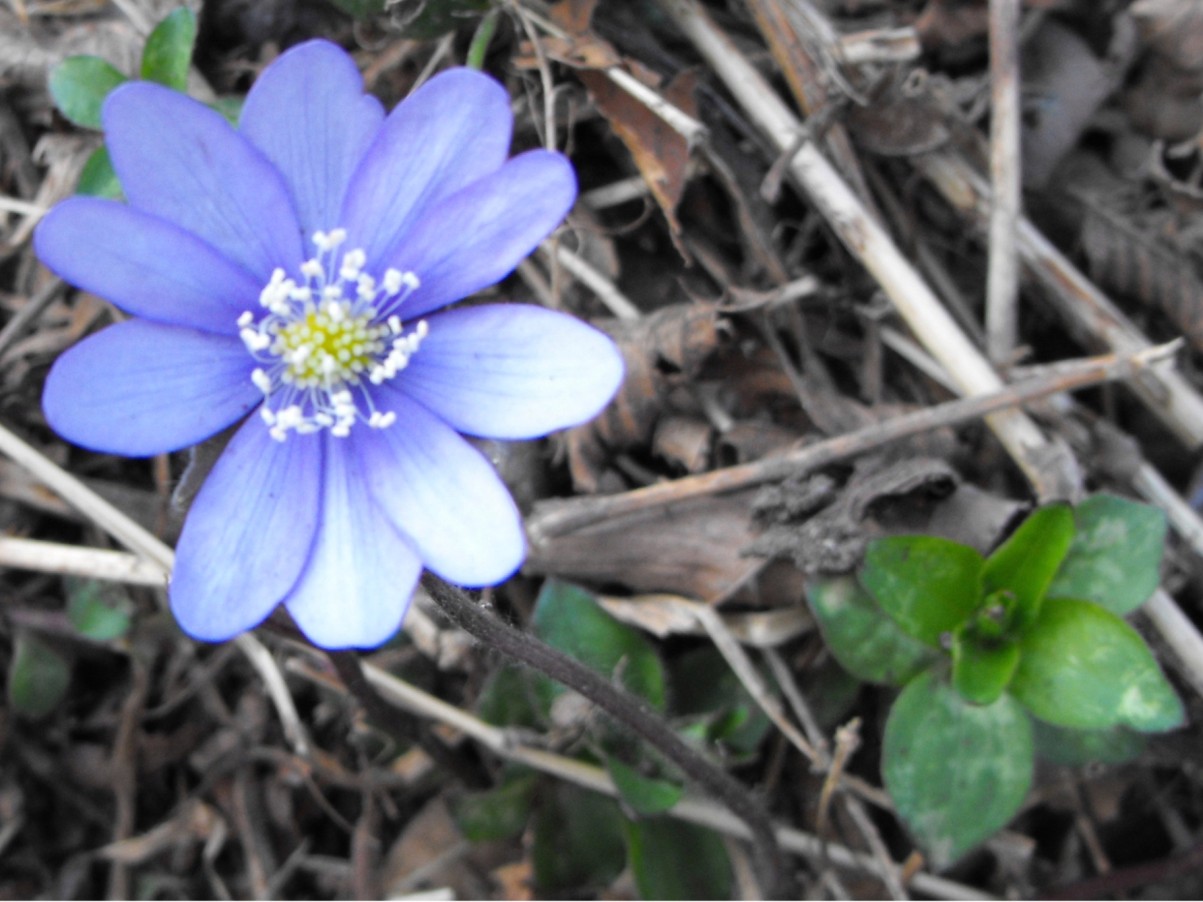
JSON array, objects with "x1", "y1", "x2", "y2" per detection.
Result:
[{"x1": 4, "y1": 0, "x2": 1203, "y2": 898}]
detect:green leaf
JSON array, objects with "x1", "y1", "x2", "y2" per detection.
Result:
[
  {"x1": 606, "y1": 756, "x2": 684, "y2": 816},
  {"x1": 531, "y1": 783, "x2": 626, "y2": 892},
  {"x1": 1009, "y1": 598, "x2": 1183, "y2": 732},
  {"x1": 49, "y1": 56, "x2": 128, "y2": 129},
  {"x1": 67, "y1": 580, "x2": 131, "y2": 641},
  {"x1": 76, "y1": 145, "x2": 122, "y2": 198},
  {"x1": 883, "y1": 669, "x2": 1033, "y2": 867},
  {"x1": 624, "y1": 817, "x2": 733, "y2": 900},
  {"x1": 533, "y1": 579, "x2": 666, "y2": 710},
  {"x1": 860, "y1": 536, "x2": 984, "y2": 646},
  {"x1": 475, "y1": 664, "x2": 555, "y2": 728},
  {"x1": 806, "y1": 577, "x2": 938, "y2": 685},
  {"x1": 1048, "y1": 494, "x2": 1167, "y2": 616},
  {"x1": 668, "y1": 645, "x2": 769, "y2": 755},
  {"x1": 951, "y1": 628, "x2": 1019, "y2": 706},
  {"x1": 8, "y1": 632, "x2": 72, "y2": 720},
  {"x1": 140, "y1": 7, "x2": 198, "y2": 91},
  {"x1": 449, "y1": 772, "x2": 537, "y2": 842},
  {"x1": 981, "y1": 504, "x2": 1074, "y2": 630},
  {"x1": 208, "y1": 96, "x2": 244, "y2": 127},
  {"x1": 1032, "y1": 720, "x2": 1145, "y2": 766}
]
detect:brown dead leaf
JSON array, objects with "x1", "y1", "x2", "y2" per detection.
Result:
[
  {"x1": 525, "y1": 488, "x2": 763, "y2": 600},
  {"x1": 564, "y1": 302, "x2": 726, "y2": 491},
  {"x1": 1079, "y1": 198, "x2": 1203, "y2": 350},
  {"x1": 844, "y1": 76, "x2": 950, "y2": 157},
  {"x1": 579, "y1": 68, "x2": 699, "y2": 256},
  {"x1": 549, "y1": 0, "x2": 599, "y2": 35}
]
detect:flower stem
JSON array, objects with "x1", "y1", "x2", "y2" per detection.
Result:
[
  {"x1": 421, "y1": 574, "x2": 790, "y2": 898},
  {"x1": 466, "y1": 8, "x2": 501, "y2": 70}
]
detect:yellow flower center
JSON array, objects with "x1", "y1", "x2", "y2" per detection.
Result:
[{"x1": 272, "y1": 304, "x2": 387, "y2": 388}]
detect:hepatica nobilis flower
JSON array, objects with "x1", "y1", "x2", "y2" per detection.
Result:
[{"x1": 36, "y1": 40, "x2": 623, "y2": 649}]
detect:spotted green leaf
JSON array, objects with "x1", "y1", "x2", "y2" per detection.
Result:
[
  {"x1": 1010, "y1": 598, "x2": 1183, "y2": 731},
  {"x1": 861, "y1": 536, "x2": 984, "y2": 646},
  {"x1": 806, "y1": 577, "x2": 938, "y2": 686},
  {"x1": 1048, "y1": 494, "x2": 1166, "y2": 615},
  {"x1": 883, "y1": 669, "x2": 1033, "y2": 866}
]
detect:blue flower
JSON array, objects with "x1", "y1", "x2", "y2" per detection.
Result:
[{"x1": 36, "y1": 40, "x2": 624, "y2": 649}]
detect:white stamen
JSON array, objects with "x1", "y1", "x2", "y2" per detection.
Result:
[{"x1": 241, "y1": 229, "x2": 422, "y2": 440}]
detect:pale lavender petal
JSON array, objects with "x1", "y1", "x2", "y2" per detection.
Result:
[
  {"x1": 398, "y1": 305, "x2": 623, "y2": 439},
  {"x1": 35, "y1": 197, "x2": 260, "y2": 334},
  {"x1": 104, "y1": 82, "x2": 303, "y2": 279},
  {"x1": 42, "y1": 321, "x2": 259, "y2": 456},
  {"x1": 285, "y1": 435, "x2": 422, "y2": 648},
  {"x1": 358, "y1": 391, "x2": 525, "y2": 586},
  {"x1": 340, "y1": 67, "x2": 512, "y2": 263},
  {"x1": 384, "y1": 151, "x2": 575, "y2": 319},
  {"x1": 240, "y1": 39, "x2": 384, "y2": 237},
  {"x1": 170, "y1": 419, "x2": 323, "y2": 642}
]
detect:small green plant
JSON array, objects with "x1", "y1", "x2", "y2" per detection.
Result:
[
  {"x1": 48, "y1": 6, "x2": 199, "y2": 196},
  {"x1": 807, "y1": 493, "x2": 1183, "y2": 866}
]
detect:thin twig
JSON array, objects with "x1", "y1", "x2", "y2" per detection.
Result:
[
  {"x1": 528, "y1": 342, "x2": 1180, "y2": 540},
  {"x1": 420, "y1": 573, "x2": 791, "y2": 898},
  {"x1": 0, "y1": 536, "x2": 166, "y2": 587}
]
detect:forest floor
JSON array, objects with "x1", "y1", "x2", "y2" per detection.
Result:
[{"x1": 5, "y1": 0, "x2": 1203, "y2": 898}]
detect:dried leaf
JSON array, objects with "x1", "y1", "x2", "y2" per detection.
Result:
[
  {"x1": 564, "y1": 303, "x2": 725, "y2": 491},
  {"x1": 526, "y1": 489, "x2": 763, "y2": 600},
  {"x1": 579, "y1": 68, "x2": 698, "y2": 255},
  {"x1": 1080, "y1": 200, "x2": 1203, "y2": 350}
]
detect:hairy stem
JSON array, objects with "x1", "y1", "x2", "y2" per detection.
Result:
[{"x1": 421, "y1": 574, "x2": 789, "y2": 898}]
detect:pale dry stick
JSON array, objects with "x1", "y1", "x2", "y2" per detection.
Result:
[
  {"x1": 0, "y1": 277, "x2": 63, "y2": 361},
  {"x1": 1133, "y1": 462, "x2": 1203, "y2": 569},
  {"x1": 0, "y1": 195, "x2": 46, "y2": 217},
  {"x1": 528, "y1": 342, "x2": 1179, "y2": 541},
  {"x1": 986, "y1": 0, "x2": 1022, "y2": 364},
  {"x1": 918, "y1": 151, "x2": 1203, "y2": 448},
  {"x1": 0, "y1": 420, "x2": 310, "y2": 758},
  {"x1": 656, "y1": 0, "x2": 1058, "y2": 500},
  {"x1": 0, "y1": 535, "x2": 165, "y2": 586},
  {"x1": 837, "y1": 28, "x2": 922, "y2": 66},
  {"x1": 519, "y1": 3, "x2": 709, "y2": 147},
  {"x1": 540, "y1": 243, "x2": 642, "y2": 320},
  {"x1": 689, "y1": 602, "x2": 820, "y2": 763},
  {"x1": 284, "y1": 658, "x2": 996, "y2": 901}
]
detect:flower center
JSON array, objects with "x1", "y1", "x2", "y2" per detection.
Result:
[{"x1": 238, "y1": 228, "x2": 426, "y2": 441}]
